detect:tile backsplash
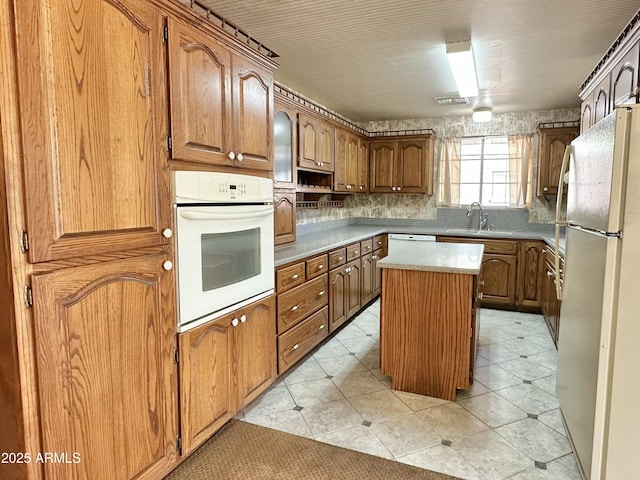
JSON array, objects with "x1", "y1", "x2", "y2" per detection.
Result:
[{"x1": 297, "y1": 109, "x2": 578, "y2": 227}]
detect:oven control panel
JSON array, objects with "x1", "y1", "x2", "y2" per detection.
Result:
[{"x1": 173, "y1": 170, "x2": 273, "y2": 204}]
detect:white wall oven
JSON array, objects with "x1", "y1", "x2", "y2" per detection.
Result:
[{"x1": 173, "y1": 171, "x2": 274, "y2": 331}]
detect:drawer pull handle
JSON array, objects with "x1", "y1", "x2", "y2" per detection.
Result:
[
  {"x1": 355, "y1": 250, "x2": 359, "y2": 254},
  {"x1": 318, "y1": 290, "x2": 326, "y2": 296},
  {"x1": 292, "y1": 274, "x2": 300, "y2": 279},
  {"x1": 319, "y1": 325, "x2": 325, "y2": 330},
  {"x1": 291, "y1": 305, "x2": 298, "y2": 311},
  {"x1": 338, "y1": 256, "x2": 343, "y2": 260},
  {"x1": 378, "y1": 241, "x2": 382, "y2": 245},
  {"x1": 292, "y1": 344, "x2": 299, "y2": 350},
  {"x1": 317, "y1": 264, "x2": 324, "y2": 270}
]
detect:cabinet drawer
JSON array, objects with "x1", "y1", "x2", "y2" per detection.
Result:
[
  {"x1": 277, "y1": 275, "x2": 328, "y2": 334},
  {"x1": 373, "y1": 234, "x2": 386, "y2": 251},
  {"x1": 278, "y1": 307, "x2": 329, "y2": 375},
  {"x1": 346, "y1": 243, "x2": 361, "y2": 261},
  {"x1": 328, "y1": 248, "x2": 346, "y2": 270},
  {"x1": 276, "y1": 262, "x2": 305, "y2": 293},
  {"x1": 360, "y1": 239, "x2": 373, "y2": 255},
  {"x1": 439, "y1": 236, "x2": 517, "y2": 255},
  {"x1": 306, "y1": 254, "x2": 328, "y2": 280}
]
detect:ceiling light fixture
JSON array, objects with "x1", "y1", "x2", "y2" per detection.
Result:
[
  {"x1": 445, "y1": 41, "x2": 479, "y2": 98},
  {"x1": 472, "y1": 107, "x2": 492, "y2": 123}
]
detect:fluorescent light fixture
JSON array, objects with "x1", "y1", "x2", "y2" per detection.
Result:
[
  {"x1": 472, "y1": 107, "x2": 492, "y2": 122},
  {"x1": 446, "y1": 41, "x2": 479, "y2": 98}
]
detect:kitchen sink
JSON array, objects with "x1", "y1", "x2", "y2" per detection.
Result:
[{"x1": 445, "y1": 228, "x2": 514, "y2": 236}]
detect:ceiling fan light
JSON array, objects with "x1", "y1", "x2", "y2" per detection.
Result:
[{"x1": 472, "y1": 107, "x2": 492, "y2": 122}]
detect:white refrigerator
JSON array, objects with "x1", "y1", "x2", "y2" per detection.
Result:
[{"x1": 556, "y1": 105, "x2": 640, "y2": 480}]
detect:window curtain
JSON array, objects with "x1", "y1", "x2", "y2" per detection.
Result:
[
  {"x1": 507, "y1": 134, "x2": 534, "y2": 207},
  {"x1": 437, "y1": 137, "x2": 462, "y2": 206}
]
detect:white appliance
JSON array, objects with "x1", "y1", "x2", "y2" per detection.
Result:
[
  {"x1": 173, "y1": 171, "x2": 274, "y2": 331},
  {"x1": 555, "y1": 105, "x2": 640, "y2": 479},
  {"x1": 388, "y1": 233, "x2": 436, "y2": 254}
]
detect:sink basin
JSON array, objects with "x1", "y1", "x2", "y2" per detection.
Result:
[{"x1": 445, "y1": 228, "x2": 514, "y2": 236}]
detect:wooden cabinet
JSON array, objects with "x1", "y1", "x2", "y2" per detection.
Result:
[
  {"x1": 278, "y1": 307, "x2": 329, "y2": 374},
  {"x1": 346, "y1": 259, "x2": 362, "y2": 319},
  {"x1": 277, "y1": 275, "x2": 328, "y2": 334},
  {"x1": 517, "y1": 240, "x2": 545, "y2": 309},
  {"x1": 15, "y1": 0, "x2": 171, "y2": 263},
  {"x1": 298, "y1": 114, "x2": 333, "y2": 172},
  {"x1": 581, "y1": 92, "x2": 594, "y2": 134},
  {"x1": 334, "y1": 128, "x2": 359, "y2": 192},
  {"x1": 541, "y1": 247, "x2": 563, "y2": 346},
  {"x1": 360, "y1": 252, "x2": 375, "y2": 305},
  {"x1": 274, "y1": 189, "x2": 296, "y2": 246},
  {"x1": 168, "y1": 19, "x2": 273, "y2": 172},
  {"x1": 358, "y1": 138, "x2": 370, "y2": 192},
  {"x1": 329, "y1": 266, "x2": 348, "y2": 333},
  {"x1": 612, "y1": 42, "x2": 640, "y2": 107},
  {"x1": 274, "y1": 101, "x2": 298, "y2": 188},
  {"x1": 179, "y1": 296, "x2": 276, "y2": 454},
  {"x1": 31, "y1": 253, "x2": 178, "y2": 479},
  {"x1": 537, "y1": 126, "x2": 579, "y2": 196},
  {"x1": 306, "y1": 254, "x2": 329, "y2": 280},
  {"x1": 593, "y1": 74, "x2": 612, "y2": 125},
  {"x1": 370, "y1": 137, "x2": 434, "y2": 194}
]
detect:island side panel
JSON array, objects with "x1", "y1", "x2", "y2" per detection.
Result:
[{"x1": 380, "y1": 268, "x2": 474, "y2": 401}]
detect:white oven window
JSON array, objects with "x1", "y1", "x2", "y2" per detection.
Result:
[{"x1": 201, "y1": 228, "x2": 261, "y2": 291}]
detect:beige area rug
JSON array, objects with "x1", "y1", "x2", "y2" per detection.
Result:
[{"x1": 165, "y1": 420, "x2": 462, "y2": 480}]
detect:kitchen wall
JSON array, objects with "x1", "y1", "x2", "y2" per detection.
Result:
[{"x1": 297, "y1": 109, "x2": 578, "y2": 228}]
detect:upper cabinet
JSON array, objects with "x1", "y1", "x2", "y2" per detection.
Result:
[
  {"x1": 611, "y1": 42, "x2": 640, "y2": 107},
  {"x1": 167, "y1": 18, "x2": 273, "y2": 172},
  {"x1": 14, "y1": 0, "x2": 171, "y2": 263},
  {"x1": 370, "y1": 137, "x2": 434, "y2": 194},
  {"x1": 274, "y1": 102, "x2": 298, "y2": 188},
  {"x1": 537, "y1": 126, "x2": 579, "y2": 196},
  {"x1": 334, "y1": 128, "x2": 359, "y2": 192},
  {"x1": 298, "y1": 113, "x2": 334, "y2": 172}
]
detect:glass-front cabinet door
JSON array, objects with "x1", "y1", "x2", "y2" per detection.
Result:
[{"x1": 274, "y1": 102, "x2": 297, "y2": 188}]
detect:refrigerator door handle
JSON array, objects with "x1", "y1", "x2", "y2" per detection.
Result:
[{"x1": 554, "y1": 145, "x2": 573, "y2": 301}]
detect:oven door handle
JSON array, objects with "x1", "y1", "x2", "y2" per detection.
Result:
[{"x1": 179, "y1": 207, "x2": 273, "y2": 221}]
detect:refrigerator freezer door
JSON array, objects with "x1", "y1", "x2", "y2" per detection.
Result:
[
  {"x1": 567, "y1": 108, "x2": 630, "y2": 234},
  {"x1": 556, "y1": 226, "x2": 618, "y2": 479}
]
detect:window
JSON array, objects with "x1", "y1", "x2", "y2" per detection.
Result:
[{"x1": 437, "y1": 134, "x2": 533, "y2": 208}]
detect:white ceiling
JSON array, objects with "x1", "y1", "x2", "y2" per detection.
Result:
[{"x1": 183, "y1": 0, "x2": 639, "y2": 122}]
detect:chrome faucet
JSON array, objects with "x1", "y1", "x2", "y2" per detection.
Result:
[{"x1": 467, "y1": 202, "x2": 488, "y2": 231}]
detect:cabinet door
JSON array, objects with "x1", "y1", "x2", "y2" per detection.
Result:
[
  {"x1": 517, "y1": 241, "x2": 545, "y2": 308},
  {"x1": 369, "y1": 142, "x2": 396, "y2": 192},
  {"x1": 373, "y1": 249, "x2": 383, "y2": 296},
  {"x1": 298, "y1": 114, "x2": 319, "y2": 169},
  {"x1": 15, "y1": 0, "x2": 170, "y2": 263},
  {"x1": 274, "y1": 103, "x2": 297, "y2": 188},
  {"x1": 334, "y1": 128, "x2": 349, "y2": 191},
  {"x1": 274, "y1": 189, "x2": 296, "y2": 246},
  {"x1": 397, "y1": 139, "x2": 427, "y2": 193},
  {"x1": 537, "y1": 127, "x2": 578, "y2": 196},
  {"x1": 480, "y1": 254, "x2": 517, "y2": 306},
  {"x1": 593, "y1": 74, "x2": 612, "y2": 125},
  {"x1": 360, "y1": 253, "x2": 375, "y2": 305},
  {"x1": 612, "y1": 43, "x2": 639, "y2": 106},
  {"x1": 581, "y1": 94, "x2": 594, "y2": 134},
  {"x1": 329, "y1": 268, "x2": 348, "y2": 332},
  {"x1": 179, "y1": 313, "x2": 235, "y2": 455},
  {"x1": 318, "y1": 120, "x2": 335, "y2": 172},
  {"x1": 232, "y1": 55, "x2": 273, "y2": 171},
  {"x1": 346, "y1": 133, "x2": 360, "y2": 190},
  {"x1": 346, "y1": 259, "x2": 362, "y2": 318},
  {"x1": 167, "y1": 18, "x2": 233, "y2": 167},
  {"x1": 236, "y1": 296, "x2": 277, "y2": 408},
  {"x1": 31, "y1": 254, "x2": 177, "y2": 480},
  {"x1": 358, "y1": 138, "x2": 370, "y2": 192}
]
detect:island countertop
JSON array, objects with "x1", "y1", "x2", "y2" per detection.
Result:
[{"x1": 377, "y1": 242, "x2": 485, "y2": 274}]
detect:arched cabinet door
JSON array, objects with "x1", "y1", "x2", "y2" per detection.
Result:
[
  {"x1": 31, "y1": 253, "x2": 178, "y2": 480},
  {"x1": 479, "y1": 254, "x2": 517, "y2": 305},
  {"x1": 15, "y1": 0, "x2": 171, "y2": 263}
]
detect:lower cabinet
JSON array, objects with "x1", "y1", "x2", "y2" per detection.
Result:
[
  {"x1": 274, "y1": 189, "x2": 296, "y2": 246},
  {"x1": 178, "y1": 296, "x2": 276, "y2": 454},
  {"x1": 329, "y1": 266, "x2": 348, "y2": 332},
  {"x1": 541, "y1": 247, "x2": 563, "y2": 346},
  {"x1": 517, "y1": 240, "x2": 545, "y2": 309},
  {"x1": 360, "y1": 252, "x2": 375, "y2": 305},
  {"x1": 31, "y1": 253, "x2": 178, "y2": 480},
  {"x1": 346, "y1": 259, "x2": 362, "y2": 319}
]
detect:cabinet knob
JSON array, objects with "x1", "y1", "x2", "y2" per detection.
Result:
[
  {"x1": 240, "y1": 314, "x2": 247, "y2": 323},
  {"x1": 162, "y1": 260, "x2": 173, "y2": 271},
  {"x1": 319, "y1": 324, "x2": 325, "y2": 330},
  {"x1": 291, "y1": 305, "x2": 299, "y2": 311},
  {"x1": 543, "y1": 186, "x2": 549, "y2": 192},
  {"x1": 372, "y1": 255, "x2": 377, "y2": 260},
  {"x1": 391, "y1": 187, "x2": 396, "y2": 191},
  {"x1": 292, "y1": 274, "x2": 300, "y2": 279},
  {"x1": 360, "y1": 185, "x2": 364, "y2": 190},
  {"x1": 228, "y1": 151, "x2": 236, "y2": 160},
  {"x1": 355, "y1": 250, "x2": 359, "y2": 254},
  {"x1": 292, "y1": 343, "x2": 299, "y2": 350},
  {"x1": 547, "y1": 271, "x2": 554, "y2": 278},
  {"x1": 317, "y1": 264, "x2": 324, "y2": 270},
  {"x1": 338, "y1": 256, "x2": 343, "y2": 261},
  {"x1": 162, "y1": 228, "x2": 173, "y2": 239},
  {"x1": 480, "y1": 280, "x2": 485, "y2": 286},
  {"x1": 378, "y1": 241, "x2": 382, "y2": 245},
  {"x1": 237, "y1": 153, "x2": 244, "y2": 162},
  {"x1": 318, "y1": 290, "x2": 325, "y2": 296},
  {"x1": 231, "y1": 318, "x2": 239, "y2": 327},
  {"x1": 397, "y1": 187, "x2": 402, "y2": 191}
]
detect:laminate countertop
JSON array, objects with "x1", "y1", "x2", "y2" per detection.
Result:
[{"x1": 377, "y1": 242, "x2": 484, "y2": 274}]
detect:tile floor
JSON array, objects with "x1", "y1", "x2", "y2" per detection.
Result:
[{"x1": 238, "y1": 300, "x2": 582, "y2": 480}]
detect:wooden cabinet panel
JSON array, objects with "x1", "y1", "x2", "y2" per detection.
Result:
[
  {"x1": 346, "y1": 259, "x2": 362, "y2": 318},
  {"x1": 360, "y1": 252, "x2": 375, "y2": 305},
  {"x1": 278, "y1": 307, "x2": 328, "y2": 374},
  {"x1": 373, "y1": 234, "x2": 388, "y2": 256},
  {"x1": 236, "y1": 297, "x2": 277, "y2": 407},
  {"x1": 277, "y1": 275, "x2": 328, "y2": 333},
  {"x1": 306, "y1": 254, "x2": 328, "y2": 280},
  {"x1": 373, "y1": 248, "x2": 383, "y2": 297},
  {"x1": 179, "y1": 313, "x2": 234, "y2": 455},
  {"x1": 438, "y1": 236, "x2": 517, "y2": 255},
  {"x1": 357, "y1": 138, "x2": 370, "y2": 192},
  {"x1": 346, "y1": 134, "x2": 359, "y2": 191},
  {"x1": 16, "y1": 0, "x2": 170, "y2": 263},
  {"x1": 593, "y1": 74, "x2": 612, "y2": 125},
  {"x1": 541, "y1": 247, "x2": 563, "y2": 346},
  {"x1": 480, "y1": 254, "x2": 518, "y2": 305},
  {"x1": 397, "y1": 139, "x2": 427, "y2": 193},
  {"x1": 517, "y1": 241, "x2": 545, "y2": 308},
  {"x1": 329, "y1": 248, "x2": 347, "y2": 270},
  {"x1": 370, "y1": 138, "x2": 433, "y2": 194},
  {"x1": 274, "y1": 190, "x2": 296, "y2": 246},
  {"x1": 299, "y1": 114, "x2": 319, "y2": 169},
  {"x1": 537, "y1": 127, "x2": 579, "y2": 196},
  {"x1": 231, "y1": 55, "x2": 273, "y2": 171},
  {"x1": 612, "y1": 43, "x2": 640, "y2": 106},
  {"x1": 329, "y1": 266, "x2": 348, "y2": 332},
  {"x1": 318, "y1": 121, "x2": 335, "y2": 172},
  {"x1": 32, "y1": 254, "x2": 177, "y2": 479},
  {"x1": 360, "y1": 239, "x2": 373, "y2": 255},
  {"x1": 168, "y1": 17, "x2": 232, "y2": 167},
  {"x1": 273, "y1": 102, "x2": 298, "y2": 188},
  {"x1": 276, "y1": 262, "x2": 305, "y2": 293},
  {"x1": 346, "y1": 243, "x2": 361, "y2": 261},
  {"x1": 370, "y1": 142, "x2": 396, "y2": 192},
  {"x1": 581, "y1": 93, "x2": 594, "y2": 134}
]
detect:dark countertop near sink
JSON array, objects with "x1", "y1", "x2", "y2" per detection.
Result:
[{"x1": 274, "y1": 224, "x2": 566, "y2": 267}]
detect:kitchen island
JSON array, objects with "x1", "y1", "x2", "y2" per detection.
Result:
[{"x1": 378, "y1": 242, "x2": 484, "y2": 401}]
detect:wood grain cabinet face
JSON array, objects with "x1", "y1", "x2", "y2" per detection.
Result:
[
  {"x1": 335, "y1": 130, "x2": 360, "y2": 192},
  {"x1": 517, "y1": 241, "x2": 545, "y2": 308},
  {"x1": 15, "y1": 0, "x2": 171, "y2": 263},
  {"x1": 274, "y1": 190, "x2": 296, "y2": 246},
  {"x1": 329, "y1": 266, "x2": 348, "y2": 332},
  {"x1": 298, "y1": 114, "x2": 319, "y2": 169},
  {"x1": 360, "y1": 252, "x2": 375, "y2": 305},
  {"x1": 274, "y1": 103, "x2": 297, "y2": 188},
  {"x1": 278, "y1": 307, "x2": 328, "y2": 374},
  {"x1": 593, "y1": 74, "x2": 612, "y2": 125},
  {"x1": 357, "y1": 138, "x2": 370, "y2": 192},
  {"x1": 31, "y1": 254, "x2": 178, "y2": 479},
  {"x1": 612, "y1": 43, "x2": 640, "y2": 107},
  {"x1": 397, "y1": 139, "x2": 427, "y2": 193},
  {"x1": 277, "y1": 275, "x2": 328, "y2": 333},
  {"x1": 369, "y1": 138, "x2": 433, "y2": 194},
  {"x1": 370, "y1": 142, "x2": 396, "y2": 192},
  {"x1": 581, "y1": 93, "x2": 594, "y2": 134},
  {"x1": 537, "y1": 127, "x2": 579, "y2": 196}
]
